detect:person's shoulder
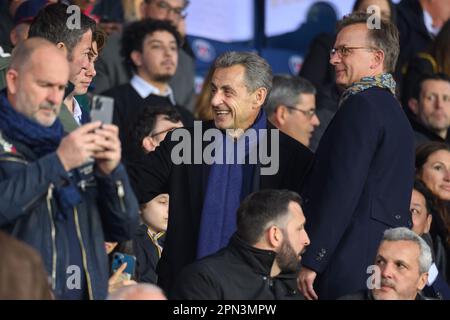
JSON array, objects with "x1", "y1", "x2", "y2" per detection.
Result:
[
  {"x1": 270, "y1": 122, "x2": 313, "y2": 158},
  {"x1": 345, "y1": 87, "x2": 397, "y2": 110},
  {"x1": 101, "y1": 83, "x2": 133, "y2": 98}
]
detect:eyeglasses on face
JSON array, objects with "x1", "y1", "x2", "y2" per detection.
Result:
[
  {"x1": 150, "y1": 126, "x2": 178, "y2": 139},
  {"x1": 330, "y1": 45, "x2": 379, "y2": 58},
  {"x1": 148, "y1": 0, "x2": 189, "y2": 20},
  {"x1": 284, "y1": 105, "x2": 317, "y2": 119}
]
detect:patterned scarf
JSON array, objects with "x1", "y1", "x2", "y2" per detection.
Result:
[{"x1": 339, "y1": 73, "x2": 396, "y2": 107}]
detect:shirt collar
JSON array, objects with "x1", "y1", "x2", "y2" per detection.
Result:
[
  {"x1": 72, "y1": 97, "x2": 82, "y2": 125},
  {"x1": 130, "y1": 74, "x2": 176, "y2": 105},
  {"x1": 423, "y1": 10, "x2": 441, "y2": 36}
]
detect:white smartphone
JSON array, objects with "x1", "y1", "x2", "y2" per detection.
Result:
[{"x1": 90, "y1": 95, "x2": 114, "y2": 124}]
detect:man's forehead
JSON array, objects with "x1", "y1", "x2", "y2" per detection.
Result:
[
  {"x1": 336, "y1": 23, "x2": 369, "y2": 44},
  {"x1": 378, "y1": 240, "x2": 420, "y2": 261},
  {"x1": 212, "y1": 65, "x2": 246, "y2": 86},
  {"x1": 162, "y1": 0, "x2": 186, "y2": 8},
  {"x1": 421, "y1": 79, "x2": 450, "y2": 92},
  {"x1": 145, "y1": 31, "x2": 177, "y2": 43},
  {"x1": 148, "y1": 0, "x2": 186, "y2": 9},
  {"x1": 298, "y1": 93, "x2": 315, "y2": 106},
  {"x1": 288, "y1": 201, "x2": 305, "y2": 223}
]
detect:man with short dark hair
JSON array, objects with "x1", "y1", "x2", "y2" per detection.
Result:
[
  {"x1": 298, "y1": 12, "x2": 415, "y2": 300},
  {"x1": 171, "y1": 189, "x2": 310, "y2": 300},
  {"x1": 407, "y1": 73, "x2": 450, "y2": 147},
  {"x1": 265, "y1": 75, "x2": 320, "y2": 147}
]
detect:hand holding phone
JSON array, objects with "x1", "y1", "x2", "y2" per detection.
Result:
[{"x1": 111, "y1": 252, "x2": 136, "y2": 280}]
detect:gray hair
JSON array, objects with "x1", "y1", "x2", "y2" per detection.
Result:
[
  {"x1": 107, "y1": 283, "x2": 166, "y2": 300},
  {"x1": 382, "y1": 227, "x2": 432, "y2": 274},
  {"x1": 337, "y1": 12, "x2": 400, "y2": 73},
  {"x1": 264, "y1": 75, "x2": 316, "y2": 116},
  {"x1": 214, "y1": 51, "x2": 273, "y2": 95}
]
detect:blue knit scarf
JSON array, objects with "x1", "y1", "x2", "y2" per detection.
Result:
[
  {"x1": 0, "y1": 90, "x2": 82, "y2": 218},
  {"x1": 0, "y1": 90, "x2": 63, "y2": 157},
  {"x1": 196, "y1": 110, "x2": 266, "y2": 259}
]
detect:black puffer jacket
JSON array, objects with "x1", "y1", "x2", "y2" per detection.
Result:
[
  {"x1": 171, "y1": 234, "x2": 304, "y2": 300},
  {"x1": 0, "y1": 134, "x2": 139, "y2": 300}
]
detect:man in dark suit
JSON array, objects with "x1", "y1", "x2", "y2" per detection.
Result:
[
  {"x1": 127, "y1": 51, "x2": 314, "y2": 294},
  {"x1": 297, "y1": 12, "x2": 415, "y2": 300}
]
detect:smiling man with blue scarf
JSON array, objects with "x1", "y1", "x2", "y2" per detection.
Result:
[
  {"x1": 127, "y1": 51, "x2": 314, "y2": 295},
  {"x1": 298, "y1": 13, "x2": 415, "y2": 300},
  {"x1": 0, "y1": 38, "x2": 139, "y2": 300}
]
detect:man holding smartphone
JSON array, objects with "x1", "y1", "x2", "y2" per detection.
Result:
[{"x1": 0, "y1": 38, "x2": 139, "y2": 300}]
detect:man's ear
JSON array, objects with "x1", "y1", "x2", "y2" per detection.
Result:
[
  {"x1": 272, "y1": 105, "x2": 288, "y2": 126},
  {"x1": 424, "y1": 214, "x2": 433, "y2": 234},
  {"x1": 372, "y1": 50, "x2": 385, "y2": 70},
  {"x1": 56, "y1": 42, "x2": 68, "y2": 57},
  {"x1": 142, "y1": 136, "x2": 156, "y2": 153},
  {"x1": 267, "y1": 225, "x2": 283, "y2": 249},
  {"x1": 408, "y1": 98, "x2": 419, "y2": 116},
  {"x1": 417, "y1": 272, "x2": 428, "y2": 291},
  {"x1": 10, "y1": 28, "x2": 18, "y2": 47},
  {"x1": 5, "y1": 69, "x2": 19, "y2": 95},
  {"x1": 130, "y1": 50, "x2": 143, "y2": 68},
  {"x1": 253, "y1": 87, "x2": 268, "y2": 109}
]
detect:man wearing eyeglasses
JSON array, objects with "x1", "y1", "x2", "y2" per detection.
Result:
[
  {"x1": 297, "y1": 12, "x2": 415, "y2": 300},
  {"x1": 94, "y1": 0, "x2": 195, "y2": 112},
  {"x1": 265, "y1": 75, "x2": 320, "y2": 148}
]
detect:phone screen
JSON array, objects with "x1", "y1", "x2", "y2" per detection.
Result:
[{"x1": 90, "y1": 95, "x2": 114, "y2": 124}]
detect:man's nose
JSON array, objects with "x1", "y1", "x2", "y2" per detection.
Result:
[
  {"x1": 329, "y1": 52, "x2": 341, "y2": 66},
  {"x1": 47, "y1": 87, "x2": 60, "y2": 105},
  {"x1": 380, "y1": 263, "x2": 394, "y2": 279},
  {"x1": 311, "y1": 114, "x2": 320, "y2": 127}
]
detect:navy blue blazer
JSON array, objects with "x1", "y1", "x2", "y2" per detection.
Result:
[{"x1": 301, "y1": 87, "x2": 415, "y2": 299}]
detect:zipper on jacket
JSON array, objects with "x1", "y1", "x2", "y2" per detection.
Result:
[
  {"x1": 0, "y1": 156, "x2": 28, "y2": 164},
  {"x1": 73, "y1": 206, "x2": 94, "y2": 300},
  {"x1": 116, "y1": 180, "x2": 126, "y2": 212},
  {"x1": 46, "y1": 183, "x2": 57, "y2": 291}
]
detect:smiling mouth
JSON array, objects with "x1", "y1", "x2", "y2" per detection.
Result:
[{"x1": 214, "y1": 109, "x2": 231, "y2": 116}]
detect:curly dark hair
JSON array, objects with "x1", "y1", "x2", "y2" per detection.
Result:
[
  {"x1": 121, "y1": 18, "x2": 181, "y2": 73},
  {"x1": 131, "y1": 104, "x2": 182, "y2": 153}
]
